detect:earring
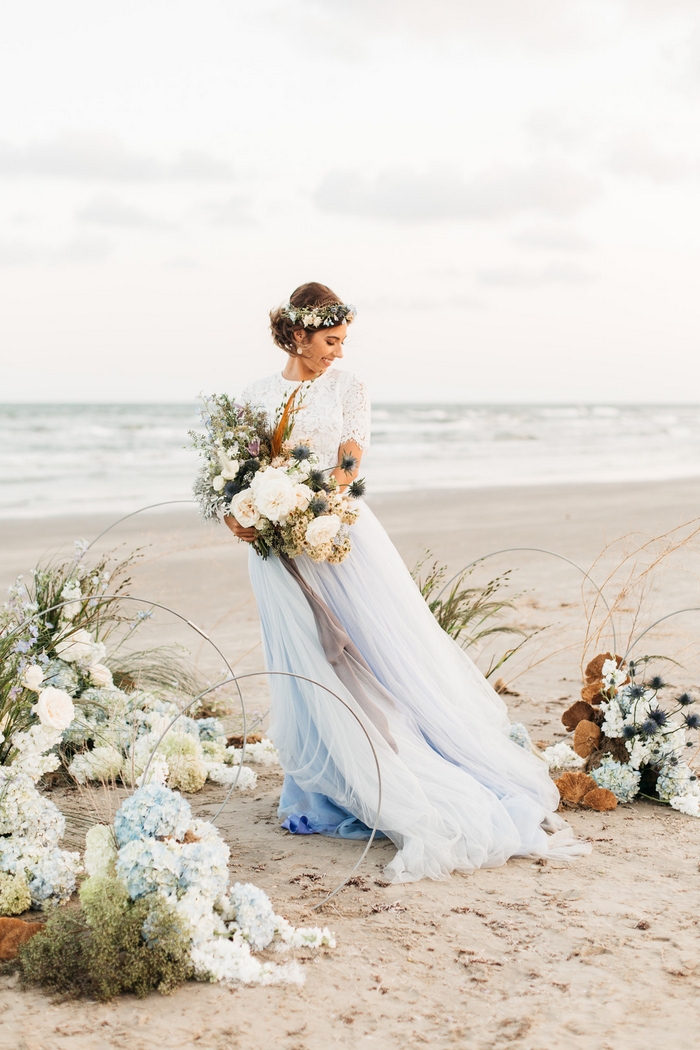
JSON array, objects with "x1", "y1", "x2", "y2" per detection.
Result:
[{"x1": 297, "y1": 348, "x2": 303, "y2": 355}]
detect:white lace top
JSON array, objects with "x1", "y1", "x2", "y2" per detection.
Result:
[{"x1": 241, "y1": 369, "x2": 371, "y2": 470}]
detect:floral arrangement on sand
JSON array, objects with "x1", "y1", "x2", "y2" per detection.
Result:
[
  {"x1": 0, "y1": 541, "x2": 275, "y2": 797},
  {"x1": 18, "y1": 782, "x2": 334, "y2": 998},
  {"x1": 191, "y1": 390, "x2": 365, "y2": 563},
  {"x1": 0, "y1": 700, "x2": 82, "y2": 913},
  {"x1": 549, "y1": 653, "x2": 700, "y2": 814}
]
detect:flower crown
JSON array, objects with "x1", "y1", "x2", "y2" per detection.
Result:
[{"x1": 281, "y1": 301, "x2": 356, "y2": 329}]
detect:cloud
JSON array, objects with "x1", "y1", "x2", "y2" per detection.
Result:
[
  {"x1": 315, "y1": 164, "x2": 599, "y2": 223},
  {"x1": 607, "y1": 134, "x2": 692, "y2": 183},
  {"x1": 477, "y1": 261, "x2": 597, "y2": 286},
  {"x1": 0, "y1": 235, "x2": 111, "y2": 267},
  {"x1": 0, "y1": 133, "x2": 235, "y2": 181},
  {"x1": 76, "y1": 196, "x2": 174, "y2": 230},
  {"x1": 196, "y1": 195, "x2": 254, "y2": 226},
  {"x1": 514, "y1": 224, "x2": 592, "y2": 251},
  {"x1": 303, "y1": 0, "x2": 608, "y2": 48},
  {"x1": 362, "y1": 292, "x2": 485, "y2": 311}
]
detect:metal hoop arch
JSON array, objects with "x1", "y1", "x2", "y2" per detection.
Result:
[
  {"x1": 140, "y1": 670, "x2": 384, "y2": 912},
  {"x1": 86, "y1": 499, "x2": 197, "y2": 552},
  {"x1": 625, "y1": 608, "x2": 700, "y2": 661},
  {"x1": 433, "y1": 546, "x2": 617, "y2": 655},
  {"x1": 9, "y1": 598, "x2": 384, "y2": 909}
]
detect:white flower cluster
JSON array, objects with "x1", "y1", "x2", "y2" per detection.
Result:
[
  {"x1": 87, "y1": 783, "x2": 334, "y2": 986},
  {"x1": 0, "y1": 723, "x2": 82, "y2": 910},
  {"x1": 66, "y1": 687, "x2": 272, "y2": 794},
  {"x1": 542, "y1": 741, "x2": 585, "y2": 771},
  {"x1": 229, "y1": 459, "x2": 358, "y2": 563}
]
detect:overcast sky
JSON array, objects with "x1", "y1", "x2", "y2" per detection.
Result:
[{"x1": 1, "y1": 0, "x2": 699, "y2": 402}]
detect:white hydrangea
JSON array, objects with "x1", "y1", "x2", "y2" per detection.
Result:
[
  {"x1": 68, "y1": 744, "x2": 124, "y2": 785},
  {"x1": 190, "y1": 937, "x2": 304, "y2": 986},
  {"x1": 600, "y1": 698, "x2": 626, "y2": 738},
  {"x1": 206, "y1": 763, "x2": 257, "y2": 790},
  {"x1": 9, "y1": 725, "x2": 62, "y2": 781},
  {"x1": 601, "y1": 659, "x2": 627, "y2": 689},
  {"x1": 669, "y1": 794, "x2": 700, "y2": 816},
  {"x1": 84, "y1": 824, "x2": 118, "y2": 878},
  {"x1": 625, "y1": 737, "x2": 653, "y2": 770},
  {"x1": 225, "y1": 738, "x2": 279, "y2": 767},
  {"x1": 59, "y1": 579, "x2": 83, "y2": 621},
  {"x1": 541, "y1": 742, "x2": 584, "y2": 770}
]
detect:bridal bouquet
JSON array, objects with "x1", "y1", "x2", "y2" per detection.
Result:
[{"x1": 191, "y1": 389, "x2": 364, "y2": 563}]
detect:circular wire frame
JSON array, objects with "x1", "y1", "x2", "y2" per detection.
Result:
[
  {"x1": 140, "y1": 670, "x2": 384, "y2": 911},
  {"x1": 625, "y1": 607, "x2": 700, "y2": 661},
  {"x1": 433, "y1": 546, "x2": 617, "y2": 655},
  {"x1": 8, "y1": 596, "x2": 384, "y2": 909}
]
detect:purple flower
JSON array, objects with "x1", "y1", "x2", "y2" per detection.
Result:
[{"x1": 247, "y1": 438, "x2": 260, "y2": 456}]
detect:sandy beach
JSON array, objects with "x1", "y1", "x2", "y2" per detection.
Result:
[{"x1": 2, "y1": 478, "x2": 700, "y2": 1049}]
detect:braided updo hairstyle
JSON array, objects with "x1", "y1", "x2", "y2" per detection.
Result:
[{"x1": 269, "y1": 282, "x2": 350, "y2": 355}]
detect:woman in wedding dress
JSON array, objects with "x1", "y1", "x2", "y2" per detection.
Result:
[{"x1": 226, "y1": 282, "x2": 589, "y2": 884}]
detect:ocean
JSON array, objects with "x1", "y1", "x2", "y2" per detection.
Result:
[{"x1": 1, "y1": 402, "x2": 699, "y2": 519}]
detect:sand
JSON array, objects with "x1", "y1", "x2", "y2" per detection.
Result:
[{"x1": 1, "y1": 478, "x2": 700, "y2": 1050}]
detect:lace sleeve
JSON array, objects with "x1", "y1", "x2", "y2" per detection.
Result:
[{"x1": 339, "y1": 372, "x2": 371, "y2": 450}]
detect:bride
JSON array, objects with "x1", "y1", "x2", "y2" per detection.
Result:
[{"x1": 226, "y1": 281, "x2": 589, "y2": 883}]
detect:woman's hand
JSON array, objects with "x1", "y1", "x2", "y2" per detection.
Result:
[{"x1": 224, "y1": 516, "x2": 257, "y2": 543}]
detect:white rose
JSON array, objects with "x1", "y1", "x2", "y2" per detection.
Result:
[
  {"x1": 305, "y1": 514, "x2": 342, "y2": 547},
  {"x1": 293, "y1": 483, "x2": 313, "y2": 510},
  {"x1": 21, "y1": 664, "x2": 45, "y2": 692},
  {"x1": 33, "y1": 686, "x2": 75, "y2": 730},
  {"x1": 250, "y1": 467, "x2": 298, "y2": 523},
  {"x1": 54, "y1": 628, "x2": 103, "y2": 664},
  {"x1": 230, "y1": 488, "x2": 261, "y2": 528},
  {"x1": 88, "y1": 663, "x2": 113, "y2": 688},
  {"x1": 212, "y1": 474, "x2": 226, "y2": 492}
]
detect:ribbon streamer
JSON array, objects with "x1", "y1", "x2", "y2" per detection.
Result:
[{"x1": 280, "y1": 554, "x2": 398, "y2": 753}]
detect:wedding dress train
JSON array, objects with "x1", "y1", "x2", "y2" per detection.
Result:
[{"x1": 242, "y1": 369, "x2": 590, "y2": 883}]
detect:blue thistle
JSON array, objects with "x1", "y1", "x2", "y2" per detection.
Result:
[
  {"x1": 291, "y1": 444, "x2": 311, "y2": 461},
  {"x1": 309, "y1": 495, "x2": 329, "y2": 517},
  {"x1": 648, "y1": 707, "x2": 668, "y2": 727},
  {"x1": 339, "y1": 452, "x2": 357, "y2": 474},
  {"x1": 348, "y1": 478, "x2": 366, "y2": 499},
  {"x1": 641, "y1": 719, "x2": 658, "y2": 736},
  {"x1": 683, "y1": 713, "x2": 700, "y2": 730},
  {"x1": 622, "y1": 725, "x2": 637, "y2": 740},
  {"x1": 307, "y1": 469, "x2": 329, "y2": 492},
  {"x1": 677, "y1": 693, "x2": 694, "y2": 706},
  {"x1": 647, "y1": 675, "x2": 665, "y2": 691},
  {"x1": 629, "y1": 684, "x2": 646, "y2": 699}
]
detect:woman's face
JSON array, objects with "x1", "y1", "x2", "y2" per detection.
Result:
[{"x1": 294, "y1": 323, "x2": 347, "y2": 375}]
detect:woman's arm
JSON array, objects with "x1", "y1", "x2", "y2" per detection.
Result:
[{"x1": 331, "y1": 439, "x2": 362, "y2": 491}]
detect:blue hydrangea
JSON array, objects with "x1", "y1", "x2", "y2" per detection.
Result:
[
  {"x1": 590, "y1": 756, "x2": 641, "y2": 803},
  {"x1": 42, "y1": 658, "x2": 79, "y2": 696},
  {"x1": 114, "y1": 783, "x2": 192, "y2": 847},
  {"x1": 195, "y1": 717, "x2": 225, "y2": 742},
  {"x1": 116, "y1": 836, "x2": 181, "y2": 900},
  {"x1": 509, "y1": 722, "x2": 532, "y2": 750},
  {"x1": 178, "y1": 837, "x2": 230, "y2": 901}
]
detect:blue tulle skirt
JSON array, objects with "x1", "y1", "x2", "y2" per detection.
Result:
[{"x1": 248, "y1": 503, "x2": 589, "y2": 883}]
